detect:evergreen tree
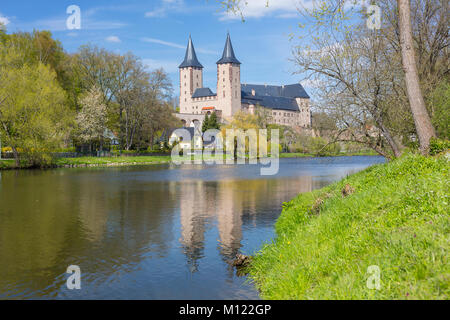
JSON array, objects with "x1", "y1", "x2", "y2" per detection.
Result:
[
  {"x1": 208, "y1": 112, "x2": 220, "y2": 130},
  {"x1": 202, "y1": 114, "x2": 210, "y2": 132}
]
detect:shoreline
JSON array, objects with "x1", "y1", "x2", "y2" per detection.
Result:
[{"x1": 0, "y1": 152, "x2": 381, "y2": 170}]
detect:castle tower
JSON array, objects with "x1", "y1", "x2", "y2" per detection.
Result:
[
  {"x1": 179, "y1": 35, "x2": 203, "y2": 114},
  {"x1": 216, "y1": 33, "x2": 241, "y2": 118}
]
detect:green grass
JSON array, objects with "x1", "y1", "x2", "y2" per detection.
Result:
[
  {"x1": 0, "y1": 159, "x2": 16, "y2": 169},
  {"x1": 280, "y1": 151, "x2": 379, "y2": 158},
  {"x1": 248, "y1": 153, "x2": 449, "y2": 299},
  {"x1": 55, "y1": 155, "x2": 172, "y2": 166}
]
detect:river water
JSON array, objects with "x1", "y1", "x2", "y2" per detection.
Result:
[{"x1": 0, "y1": 156, "x2": 385, "y2": 299}]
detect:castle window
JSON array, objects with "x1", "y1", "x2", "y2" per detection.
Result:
[{"x1": 223, "y1": 91, "x2": 225, "y2": 98}]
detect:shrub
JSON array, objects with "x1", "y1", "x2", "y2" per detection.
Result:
[{"x1": 429, "y1": 138, "x2": 450, "y2": 156}]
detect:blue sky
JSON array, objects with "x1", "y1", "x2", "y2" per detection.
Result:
[{"x1": 0, "y1": 0, "x2": 314, "y2": 93}]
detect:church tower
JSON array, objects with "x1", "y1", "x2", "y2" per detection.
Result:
[
  {"x1": 216, "y1": 33, "x2": 241, "y2": 118},
  {"x1": 179, "y1": 35, "x2": 203, "y2": 114}
]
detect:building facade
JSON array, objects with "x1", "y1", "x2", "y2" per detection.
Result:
[{"x1": 177, "y1": 34, "x2": 311, "y2": 129}]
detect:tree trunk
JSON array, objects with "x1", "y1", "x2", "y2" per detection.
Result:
[
  {"x1": 397, "y1": 0, "x2": 436, "y2": 154},
  {"x1": 11, "y1": 146, "x2": 20, "y2": 167}
]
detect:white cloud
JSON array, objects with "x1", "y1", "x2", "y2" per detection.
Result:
[
  {"x1": 31, "y1": 16, "x2": 126, "y2": 32},
  {"x1": 145, "y1": 0, "x2": 184, "y2": 18},
  {"x1": 143, "y1": 58, "x2": 180, "y2": 73},
  {"x1": 106, "y1": 36, "x2": 121, "y2": 43},
  {"x1": 219, "y1": 0, "x2": 311, "y2": 20},
  {"x1": 0, "y1": 14, "x2": 10, "y2": 26},
  {"x1": 145, "y1": 8, "x2": 167, "y2": 18},
  {"x1": 141, "y1": 37, "x2": 218, "y2": 55},
  {"x1": 142, "y1": 37, "x2": 185, "y2": 49}
]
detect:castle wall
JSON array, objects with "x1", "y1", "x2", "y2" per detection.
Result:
[
  {"x1": 243, "y1": 97, "x2": 311, "y2": 129},
  {"x1": 190, "y1": 96, "x2": 219, "y2": 114}
]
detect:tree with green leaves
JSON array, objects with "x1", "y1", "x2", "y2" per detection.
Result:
[
  {"x1": 0, "y1": 45, "x2": 72, "y2": 166},
  {"x1": 201, "y1": 112, "x2": 221, "y2": 133},
  {"x1": 208, "y1": 112, "x2": 220, "y2": 130},
  {"x1": 202, "y1": 114, "x2": 211, "y2": 133}
]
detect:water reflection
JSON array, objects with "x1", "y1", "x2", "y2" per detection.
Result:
[
  {"x1": 0, "y1": 156, "x2": 385, "y2": 299},
  {"x1": 178, "y1": 177, "x2": 316, "y2": 275}
]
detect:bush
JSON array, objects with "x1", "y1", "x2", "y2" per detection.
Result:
[
  {"x1": 429, "y1": 138, "x2": 450, "y2": 156},
  {"x1": 291, "y1": 136, "x2": 341, "y2": 155}
]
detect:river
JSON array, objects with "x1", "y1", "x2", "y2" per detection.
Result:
[{"x1": 0, "y1": 156, "x2": 385, "y2": 299}]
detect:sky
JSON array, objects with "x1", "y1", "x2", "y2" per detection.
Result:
[{"x1": 0, "y1": 0, "x2": 315, "y2": 94}]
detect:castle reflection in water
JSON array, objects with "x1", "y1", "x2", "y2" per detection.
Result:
[{"x1": 176, "y1": 176, "x2": 316, "y2": 273}]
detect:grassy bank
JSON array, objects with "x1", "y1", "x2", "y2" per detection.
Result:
[
  {"x1": 248, "y1": 154, "x2": 449, "y2": 299},
  {"x1": 55, "y1": 155, "x2": 172, "y2": 167},
  {"x1": 280, "y1": 151, "x2": 379, "y2": 158},
  {"x1": 0, "y1": 156, "x2": 172, "y2": 169},
  {"x1": 0, "y1": 159, "x2": 16, "y2": 170}
]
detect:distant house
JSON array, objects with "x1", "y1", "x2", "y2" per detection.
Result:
[
  {"x1": 103, "y1": 129, "x2": 119, "y2": 146},
  {"x1": 169, "y1": 126, "x2": 203, "y2": 150}
]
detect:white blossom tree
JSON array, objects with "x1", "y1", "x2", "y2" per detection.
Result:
[{"x1": 76, "y1": 86, "x2": 108, "y2": 151}]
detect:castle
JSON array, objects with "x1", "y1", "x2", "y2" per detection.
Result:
[{"x1": 176, "y1": 33, "x2": 311, "y2": 129}]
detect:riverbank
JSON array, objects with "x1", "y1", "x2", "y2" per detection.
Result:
[
  {"x1": 0, "y1": 152, "x2": 379, "y2": 170},
  {"x1": 248, "y1": 153, "x2": 449, "y2": 299},
  {"x1": 279, "y1": 151, "x2": 378, "y2": 158},
  {"x1": 0, "y1": 156, "x2": 172, "y2": 170}
]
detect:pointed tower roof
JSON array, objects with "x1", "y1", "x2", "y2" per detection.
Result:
[
  {"x1": 179, "y1": 35, "x2": 203, "y2": 69},
  {"x1": 217, "y1": 33, "x2": 241, "y2": 65}
]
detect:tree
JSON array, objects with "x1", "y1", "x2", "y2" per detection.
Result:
[
  {"x1": 202, "y1": 112, "x2": 221, "y2": 133},
  {"x1": 311, "y1": 112, "x2": 338, "y2": 137},
  {"x1": 72, "y1": 46, "x2": 176, "y2": 150},
  {"x1": 0, "y1": 46, "x2": 71, "y2": 166},
  {"x1": 202, "y1": 114, "x2": 211, "y2": 132},
  {"x1": 76, "y1": 86, "x2": 108, "y2": 151},
  {"x1": 397, "y1": 0, "x2": 436, "y2": 153},
  {"x1": 208, "y1": 112, "x2": 221, "y2": 130}
]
